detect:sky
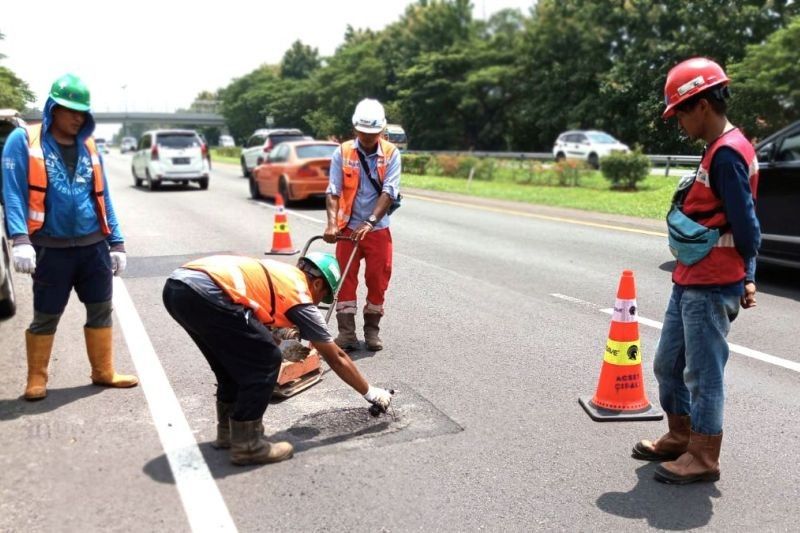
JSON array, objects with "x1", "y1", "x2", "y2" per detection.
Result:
[{"x1": 2, "y1": 0, "x2": 536, "y2": 138}]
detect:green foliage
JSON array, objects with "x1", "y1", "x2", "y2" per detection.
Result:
[
  {"x1": 402, "y1": 154, "x2": 432, "y2": 175},
  {"x1": 281, "y1": 41, "x2": 321, "y2": 80},
  {"x1": 214, "y1": 147, "x2": 241, "y2": 158},
  {"x1": 0, "y1": 32, "x2": 35, "y2": 109},
  {"x1": 600, "y1": 150, "x2": 652, "y2": 190}
]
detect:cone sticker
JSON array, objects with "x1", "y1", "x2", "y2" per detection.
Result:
[
  {"x1": 265, "y1": 193, "x2": 299, "y2": 255},
  {"x1": 579, "y1": 270, "x2": 663, "y2": 422}
]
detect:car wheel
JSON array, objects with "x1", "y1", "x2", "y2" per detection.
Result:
[
  {"x1": 555, "y1": 152, "x2": 566, "y2": 163},
  {"x1": 241, "y1": 157, "x2": 250, "y2": 178},
  {"x1": 249, "y1": 176, "x2": 261, "y2": 199},
  {"x1": 198, "y1": 178, "x2": 209, "y2": 190},
  {"x1": 146, "y1": 170, "x2": 160, "y2": 191},
  {"x1": 588, "y1": 153, "x2": 599, "y2": 169},
  {"x1": 279, "y1": 179, "x2": 291, "y2": 205},
  {"x1": 132, "y1": 165, "x2": 143, "y2": 187}
]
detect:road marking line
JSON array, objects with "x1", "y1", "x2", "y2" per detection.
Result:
[
  {"x1": 550, "y1": 293, "x2": 799, "y2": 373},
  {"x1": 404, "y1": 193, "x2": 667, "y2": 237},
  {"x1": 113, "y1": 278, "x2": 237, "y2": 533},
  {"x1": 254, "y1": 201, "x2": 325, "y2": 224}
]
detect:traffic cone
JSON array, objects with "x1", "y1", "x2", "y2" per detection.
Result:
[
  {"x1": 579, "y1": 270, "x2": 663, "y2": 422},
  {"x1": 265, "y1": 193, "x2": 299, "y2": 255}
]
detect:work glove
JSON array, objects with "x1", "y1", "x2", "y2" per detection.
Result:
[
  {"x1": 110, "y1": 251, "x2": 127, "y2": 276},
  {"x1": 12, "y1": 244, "x2": 36, "y2": 274},
  {"x1": 363, "y1": 386, "x2": 394, "y2": 414},
  {"x1": 279, "y1": 339, "x2": 311, "y2": 362}
]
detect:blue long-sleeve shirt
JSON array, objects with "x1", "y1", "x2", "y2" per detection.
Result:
[
  {"x1": 1, "y1": 97, "x2": 124, "y2": 246},
  {"x1": 326, "y1": 139, "x2": 401, "y2": 230},
  {"x1": 710, "y1": 146, "x2": 761, "y2": 281}
]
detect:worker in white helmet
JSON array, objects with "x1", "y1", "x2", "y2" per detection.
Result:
[{"x1": 323, "y1": 98, "x2": 402, "y2": 352}]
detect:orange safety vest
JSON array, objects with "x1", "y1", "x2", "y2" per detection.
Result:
[
  {"x1": 673, "y1": 128, "x2": 759, "y2": 286},
  {"x1": 181, "y1": 255, "x2": 314, "y2": 328},
  {"x1": 335, "y1": 139, "x2": 397, "y2": 229},
  {"x1": 25, "y1": 123, "x2": 110, "y2": 235}
]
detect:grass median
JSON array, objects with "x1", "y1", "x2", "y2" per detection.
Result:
[
  {"x1": 404, "y1": 171, "x2": 680, "y2": 220},
  {"x1": 210, "y1": 148, "x2": 241, "y2": 165}
]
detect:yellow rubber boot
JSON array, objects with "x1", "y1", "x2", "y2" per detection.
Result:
[
  {"x1": 84, "y1": 327, "x2": 139, "y2": 388},
  {"x1": 24, "y1": 330, "x2": 54, "y2": 401}
]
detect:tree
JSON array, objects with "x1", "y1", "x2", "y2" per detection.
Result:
[
  {"x1": 281, "y1": 40, "x2": 321, "y2": 80},
  {"x1": 0, "y1": 31, "x2": 35, "y2": 110},
  {"x1": 728, "y1": 15, "x2": 800, "y2": 140},
  {"x1": 218, "y1": 65, "x2": 280, "y2": 143}
]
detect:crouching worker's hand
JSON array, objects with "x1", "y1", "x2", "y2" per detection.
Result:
[{"x1": 363, "y1": 386, "x2": 394, "y2": 413}]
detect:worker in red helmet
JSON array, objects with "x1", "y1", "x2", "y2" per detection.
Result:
[{"x1": 632, "y1": 58, "x2": 761, "y2": 484}]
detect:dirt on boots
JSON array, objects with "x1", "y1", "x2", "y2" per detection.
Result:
[
  {"x1": 363, "y1": 313, "x2": 383, "y2": 351},
  {"x1": 229, "y1": 419, "x2": 293, "y2": 466},
  {"x1": 212, "y1": 401, "x2": 235, "y2": 449},
  {"x1": 334, "y1": 313, "x2": 359, "y2": 350}
]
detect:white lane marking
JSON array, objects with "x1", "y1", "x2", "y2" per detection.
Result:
[
  {"x1": 550, "y1": 293, "x2": 799, "y2": 373},
  {"x1": 254, "y1": 201, "x2": 325, "y2": 224},
  {"x1": 113, "y1": 278, "x2": 237, "y2": 532}
]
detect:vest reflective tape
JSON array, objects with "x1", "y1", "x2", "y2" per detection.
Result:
[
  {"x1": 604, "y1": 339, "x2": 641, "y2": 366},
  {"x1": 612, "y1": 299, "x2": 638, "y2": 323}
]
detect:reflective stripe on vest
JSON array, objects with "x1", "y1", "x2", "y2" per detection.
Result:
[
  {"x1": 25, "y1": 123, "x2": 111, "y2": 236},
  {"x1": 181, "y1": 255, "x2": 313, "y2": 327},
  {"x1": 336, "y1": 139, "x2": 397, "y2": 230},
  {"x1": 673, "y1": 128, "x2": 759, "y2": 286}
]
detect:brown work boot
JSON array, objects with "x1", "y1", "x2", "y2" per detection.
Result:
[
  {"x1": 334, "y1": 313, "x2": 359, "y2": 350},
  {"x1": 84, "y1": 327, "x2": 139, "y2": 388},
  {"x1": 363, "y1": 313, "x2": 383, "y2": 351},
  {"x1": 211, "y1": 401, "x2": 235, "y2": 449},
  {"x1": 24, "y1": 330, "x2": 54, "y2": 401},
  {"x1": 655, "y1": 430, "x2": 722, "y2": 484},
  {"x1": 229, "y1": 419, "x2": 293, "y2": 466},
  {"x1": 632, "y1": 413, "x2": 691, "y2": 461}
]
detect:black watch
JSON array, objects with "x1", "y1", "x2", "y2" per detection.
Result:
[{"x1": 367, "y1": 214, "x2": 378, "y2": 225}]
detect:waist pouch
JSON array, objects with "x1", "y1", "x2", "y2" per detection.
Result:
[{"x1": 666, "y1": 206, "x2": 720, "y2": 265}]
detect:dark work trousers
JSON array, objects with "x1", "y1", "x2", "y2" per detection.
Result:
[
  {"x1": 162, "y1": 279, "x2": 283, "y2": 421},
  {"x1": 32, "y1": 241, "x2": 113, "y2": 314}
]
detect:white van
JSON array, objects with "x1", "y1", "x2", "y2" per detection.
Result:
[
  {"x1": 132, "y1": 129, "x2": 210, "y2": 190},
  {"x1": 383, "y1": 124, "x2": 407, "y2": 150}
]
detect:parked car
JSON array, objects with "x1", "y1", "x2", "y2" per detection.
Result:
[
  {"x1": 553, "y1": 130, "x2": 630, "y2": 169},
  {"x1": 132, "y1": 129, "x2": 210, "y2": 190},
  {"x1": 250, "y1": 140, "x2": 338, "y2": 204},
  {"x1": 120, "y1": 136, "x2": 137, "y2": 153},
  {"x1": 219, "y1": 135, "x2": 235, "y2": 148},
  {"x1": 383, "y1": 124, "x2": 408, "y2": 150},
  {"x1": 754, "y1": 120, "x2": 800, "y2": 269},
  {"x1": 241, "y1": 128, "x2": 306, "y2": 177},
  {"x1": 0, "y1": 109, "x2": 23, "y2": 318}
]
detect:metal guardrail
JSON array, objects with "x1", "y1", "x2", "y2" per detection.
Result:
[{"x1": 404, "y1": 150, "x2": 701, "y2": 176}]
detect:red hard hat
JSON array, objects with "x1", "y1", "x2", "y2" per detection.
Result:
[{"x1": 662, "y1": 57, "x2": 729, "y2": 119}]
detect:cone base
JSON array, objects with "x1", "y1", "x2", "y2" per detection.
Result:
[
  {"x1": 265, "y1": 249, "x2": 299, "y2": 256},
  {"x1": 579, "y1": 396, "x2": 663, "y2": 422}
]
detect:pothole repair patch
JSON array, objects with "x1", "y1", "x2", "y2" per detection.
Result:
[{"x1": 265, "y1": 381, "x2": 463, "y2": 455}]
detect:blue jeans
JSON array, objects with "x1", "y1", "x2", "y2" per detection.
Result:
[{"x1": 653, "y1": 284, "x2": 741, "y2": 435}]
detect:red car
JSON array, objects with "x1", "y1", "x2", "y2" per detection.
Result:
[{"x1": 250, "y1": 140, "x2": 338, "y2": 204}]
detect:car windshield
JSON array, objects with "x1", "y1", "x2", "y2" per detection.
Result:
[
  {"x1": 158, "y1": 134, "x2": 200, "y2": 148},
  {"x1": 270, "y1": 134, "x2": 306, "y2": 145},
  {"x1": 295, "y1": 144, "x2": 338, "y2": 159},
  {"x1": 385, "y1": 132, "x2": 407, "y2": 143},
  {"x1": 586, "y1": 132, "x2": 618, "y2": 144}
]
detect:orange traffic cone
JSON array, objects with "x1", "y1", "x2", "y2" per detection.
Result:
[
  {"x1": 579, "y1": 270, "x2": 663, "y2": 422},
  {"x1": 265, "y1": 193, "x2": 299, "y2": 255}
]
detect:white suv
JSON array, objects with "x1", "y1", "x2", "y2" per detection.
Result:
[
  {"x1": 132, "y1": 130, "x2": 210, "y2": 190},
  {"x1": 240, "y1": 128, "x2": 306, "y2": 177},
  {"x1": 553, "y1": 130, "x2": 630, "y2": 169}
]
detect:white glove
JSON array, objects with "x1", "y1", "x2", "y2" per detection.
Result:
[
  {"x1": 110, "y1": 251, "x2": 127, "y2": 276},
  {"x1": 12, "y1": 244, "x2": 36, "y2": 274},
  {"x1": 363, "y1": 386, "x2": 394, "y2": 413}
]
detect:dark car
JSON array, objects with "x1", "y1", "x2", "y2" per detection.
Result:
[{"x1": 755, "y1": 120, "x2": 800, "y2": 269}]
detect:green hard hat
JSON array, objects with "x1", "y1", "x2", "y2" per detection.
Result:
[
  {"x1": 298, "y1": 252, "x2": 341, "y2": 304},
  {"x1": 49, "y1": 73, "x2": 91, "y2": 112}
]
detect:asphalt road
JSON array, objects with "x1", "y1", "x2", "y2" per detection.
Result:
[{"x1": 1, "y1": 152, "x2": 798, "y2": 532}]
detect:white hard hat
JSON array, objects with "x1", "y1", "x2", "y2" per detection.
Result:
[{"x1": 352, "y1": 98, "x2": 386, "y2": 134}]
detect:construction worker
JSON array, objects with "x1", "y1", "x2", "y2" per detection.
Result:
[
  {"x1": 162, "y1": 252, "x2": 394, "y2": 466},
  {"x1": 633, "y1": 58, "x2": 760, "y2": 484},
  {"x1": 1, "y1": 73, "x2": 137, "y2": 400},
  {"x1": 324, "y1": 98, "x2": 401, "y2": 351}
]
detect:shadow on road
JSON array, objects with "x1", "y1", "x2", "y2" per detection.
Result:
[
  {"x1": 596, "y1": 462, "x2": 720, "y2": 530},
  {"x1": 658, "y1": 261, "x2": 800, "y2": 302},
  {"x1": 143, "y1": 407, "x2": 391, "y2": 483},
  {"x1": 0, "y1": 384, "x2": 104, "y2": 421}
]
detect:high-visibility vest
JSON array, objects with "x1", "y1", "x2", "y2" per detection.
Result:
[
  {"x1": 335, "y1": 139, "x2": 397, "y2": 229},
  {"x1": 25, "y1": 123, "x2": 110, "y2": 235},
  {"x1": 181, "y1": 255, "x2": 314, "y2": 327},
  {"x1": 673, "y1": 128, "x2": 759, "y2": 286}
]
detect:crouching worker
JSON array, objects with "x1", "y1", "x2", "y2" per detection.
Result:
[{"x1": 162, "y1": 252, "x2": 394, "y2": 466}]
